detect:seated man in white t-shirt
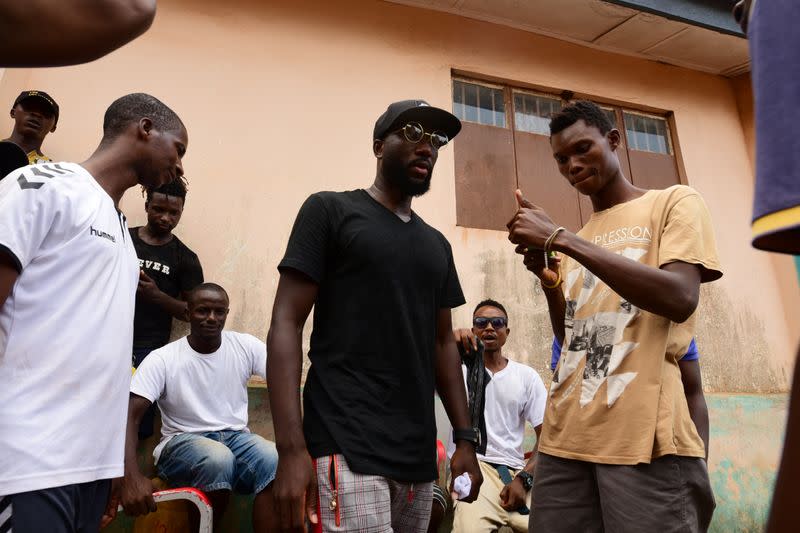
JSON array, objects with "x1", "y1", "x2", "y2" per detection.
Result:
[
  {"x1": 120, "y1": 283, "x2": 278, "y2": 532},
  {"x1": 448, "y1": 299, "x2": 547, "y2": 533}
]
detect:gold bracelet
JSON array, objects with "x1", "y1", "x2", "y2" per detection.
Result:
[{"x1": 541, "y1": 270, "x2": 562, "y2": 289}]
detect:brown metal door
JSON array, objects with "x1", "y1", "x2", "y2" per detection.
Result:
[
  {"x1": 454, "y1": 122, "x2": 518, "y2": 231},
  {"x1": 628, "y1": 151, "x2": 680, "y2": 190}
]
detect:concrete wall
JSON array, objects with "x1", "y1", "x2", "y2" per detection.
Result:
[
  {"x1": 730, "y1": 72, "x2": 800, "y2": 350},
  {"x1": 0, "y1": 0, "x2": 793, "y2": 393}
]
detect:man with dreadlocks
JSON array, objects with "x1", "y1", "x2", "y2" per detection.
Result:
[{"x1": 130, "y1": 176, "x2": 204, "y2": 439}]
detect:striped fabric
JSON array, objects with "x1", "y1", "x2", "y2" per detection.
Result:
[{"x1": 0, "y1": 496, "x2": 12, "y2": 533}]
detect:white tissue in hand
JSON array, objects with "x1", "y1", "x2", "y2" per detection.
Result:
[{"x1": 453, "y1": 472, "x2": 471, "y2": 500}]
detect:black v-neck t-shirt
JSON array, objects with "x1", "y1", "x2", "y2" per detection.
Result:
[{"x1": 279, "y1": 189, "x2": 465, "y2": 482}]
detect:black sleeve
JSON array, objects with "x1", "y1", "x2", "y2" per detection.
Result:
[
  {"x1": 178, "y1": 250, "x2": 204, "y2": 293},
  {"x1": 278, "y1": 193, "x2": 333, "y2": 284},
  {"x1": 439, "y1": 237, "x2": 465, "y2": 309}
]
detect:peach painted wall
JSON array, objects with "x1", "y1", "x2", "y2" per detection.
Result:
[
  {"x1": 0, "y1": 0, "x2": 794, "y2": 391},
  {"x1": 730, "y1": 72, "x2": 800, "y2": 355}
]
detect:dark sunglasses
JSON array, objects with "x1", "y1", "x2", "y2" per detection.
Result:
[
  {"x1": 391, "y1": 122, "x2": 449, "y2": 149},
  {"x1": 473, "y1": 317, "x2": 507, "y2": 329}
]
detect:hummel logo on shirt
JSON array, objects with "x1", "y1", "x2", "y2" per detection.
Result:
[{"x1": 89, "y1": 225, "x2": 116, "y2": 243}]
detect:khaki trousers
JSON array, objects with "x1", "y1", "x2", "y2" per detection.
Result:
[{"x1": 453, "y1": 460, "x2": 531, "y2": 533}]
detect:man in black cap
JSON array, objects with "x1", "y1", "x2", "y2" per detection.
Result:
[
  {"x1": 267, "y1": 100, "x2": 483, "y2": 532},
  {"x1": 4, "y1": 90, "x2": 59, "y2": 165}
]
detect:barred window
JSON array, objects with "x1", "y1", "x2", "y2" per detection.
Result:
[
  {"x1": 513, "y1": 92, "x2": 562, "y2": 135},
  {"x1": 453, "y1": 80, "x2": 506, "y2": 127},
  {"x1": 624, "y1": 111, "x2": 671, "y2": 154},
  {"x1": 451, "y1": 76, "x2": 682, "y2": 231}
]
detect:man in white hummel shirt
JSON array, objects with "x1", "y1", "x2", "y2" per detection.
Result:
[{"x1": 0, "y1": 93, "x2": 188, "y2": 533}]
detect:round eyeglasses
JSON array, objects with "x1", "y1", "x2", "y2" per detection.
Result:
[{"x1": 391, "y1": 122, "x2": 449, "y2": 149}]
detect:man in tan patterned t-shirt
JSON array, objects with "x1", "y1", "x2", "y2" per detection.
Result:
[{"x1": 508, "y1": 100, "x2": 721, "y2": 533}]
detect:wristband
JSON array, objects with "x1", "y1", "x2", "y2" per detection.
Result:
[{"x1": 453, "y1": 427, "x2": 480, "y2": 447}]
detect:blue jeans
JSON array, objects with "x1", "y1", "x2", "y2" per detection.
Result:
[{"x1": 157, "y1": 431, "x2": 278, "y2": 495}]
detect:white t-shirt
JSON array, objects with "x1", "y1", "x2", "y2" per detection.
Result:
[
  {"x1": 130, "y1": 331, "x2": 267, "y2": 463},
  {"x1": 0, "y1": 162, "x2": 138, "y2": 495},
  {"x1": 448, "y1": 359, "x2": 547, "y2": 470}
]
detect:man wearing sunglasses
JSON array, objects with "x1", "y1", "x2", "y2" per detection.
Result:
[
  {"x1": 267, "y1": 100, "x2": 482, "y2": 532},
  {"x1": 446, "y1": 299, "x2": 546, "y2": 533}
]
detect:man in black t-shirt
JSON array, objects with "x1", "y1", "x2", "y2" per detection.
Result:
[
  {"x1": 266, "y1": 100, "x2": 483, "y2": 532},
  {"x1": 4, "y1": 90, "x2": 59, "y2": 164},
  {"x1": 130, "y1": 177, "x2": 203, "y2": 438}
]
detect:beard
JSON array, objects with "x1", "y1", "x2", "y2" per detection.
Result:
[{"x1": 382, "y1": 155, "x2": 433, "y2": 197}]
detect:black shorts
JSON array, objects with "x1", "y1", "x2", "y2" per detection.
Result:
[{"x1": 0, "y1": 479, "x2": 111, "y2": 533}]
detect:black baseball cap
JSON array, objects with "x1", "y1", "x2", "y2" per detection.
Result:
[
  {"x1": 13, "y1": 90, "x2": 59, "y2": 125},
  {"x1": 373, "y1": 99, "x2": 461, "y2": 141}
]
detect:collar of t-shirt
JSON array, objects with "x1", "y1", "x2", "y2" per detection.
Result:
[{"x1": 364, "y1": 187, "x2": 412, "y2": 223}]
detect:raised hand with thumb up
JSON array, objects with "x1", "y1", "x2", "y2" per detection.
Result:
[{"x1": 507, "y1": 189, "x2": 561, "y2": 249}]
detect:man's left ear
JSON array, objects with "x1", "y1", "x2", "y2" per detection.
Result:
[
  {"x1": 373, "y1": 139, "x2": 384, "y2": 158},
  {"x1": 607, "y1": 129, "x2": 621, "y2": 151},
  {"x1": 138, "y1": 117, "x2": 154, "y2": 140}
]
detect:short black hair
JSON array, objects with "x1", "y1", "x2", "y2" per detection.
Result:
[
  {"x1": 549, "y1": 100, "x2": 613, "y2": 137},
  {"x1": 100, "y1": 93, "x2": 184, "y2": 144},
  {"x1": 188, "y1": 283, "x2": 229, "y2": 305},
  {"x1": 144, "y1": 175, "x2": 188, "y2": 205},
  {"x1": 473, "y1": 299, "x2": 508, "y2": 319}
]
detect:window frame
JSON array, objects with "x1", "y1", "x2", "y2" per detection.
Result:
[
  {"x1": 450, "y1": 74, "x2": 686, "y2": 231},
  {"x1": 452, "y1": 77, "x2": 510, "y2": 129},
  {"x1": 511, "y1": 88, "x2": 564, "y2": 137},
  {"x1": 622, "y1": 109, "x2": 675, "y2": 156}
]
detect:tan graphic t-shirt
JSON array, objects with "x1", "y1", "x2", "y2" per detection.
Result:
[{"x1": 539, "y1": 185, "x2": 722, "y2": 465}]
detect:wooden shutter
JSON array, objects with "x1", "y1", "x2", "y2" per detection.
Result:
[{"x1": 454, "y1": 122, "x2": 517, "y2": 230}]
